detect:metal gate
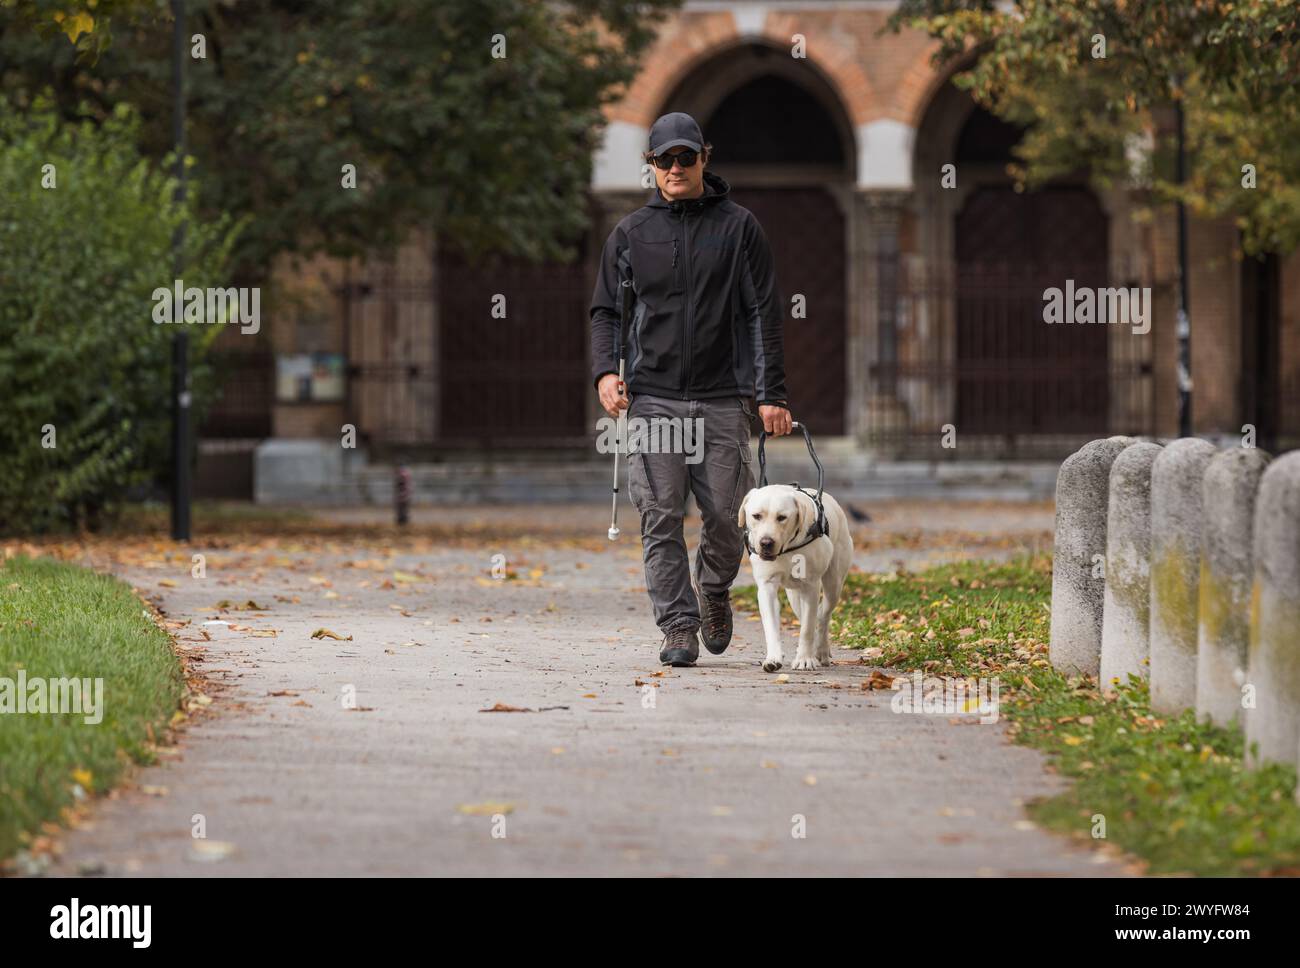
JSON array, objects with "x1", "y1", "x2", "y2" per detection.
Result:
[
  {"x1": 436, "y1": 238, "x2": 591, "y2": 446},
  {"x1": 955, "y1": 185, "x2": 1110, "y2": 435},
  {"x1": 871, "y1": 185, "x2": 1153, "y2": 458},
  {"x1": 728, "y1": 186, "x2": 847, "y2": 434}
]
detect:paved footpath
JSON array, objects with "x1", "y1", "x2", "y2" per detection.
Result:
[{"x1": 45, "y1": 505, "x2": 1128, "y2": 876}]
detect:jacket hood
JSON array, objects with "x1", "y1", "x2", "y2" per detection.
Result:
[{"x1": 648, "y1": 169, "x2": 731, "y2": 210}]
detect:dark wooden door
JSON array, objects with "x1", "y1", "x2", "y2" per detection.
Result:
[
  {"x1": 436, "y1": 239, "x2": 590, "y2": 445},
  {"x1": 955, "y1": 186, "x2": 1109, "y2": 434},
  {"x1": 727, "y1": 186, "x2": 847, "y2": 435}
]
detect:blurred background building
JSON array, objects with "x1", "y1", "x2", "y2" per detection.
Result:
[{"x1": 196, "y1": 1, "x2": 1296, "y2": 503}]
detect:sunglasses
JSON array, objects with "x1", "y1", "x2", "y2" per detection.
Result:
[{"x1": 650, "y1": 149, "x2": 700, "y2": 170}]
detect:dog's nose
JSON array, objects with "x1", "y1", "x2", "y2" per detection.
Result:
[{"x1": 759, "y1": 537, "x2": 774, "y2": 550}]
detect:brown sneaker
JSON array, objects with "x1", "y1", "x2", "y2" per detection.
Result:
[
  {"x1": 696, "y1": 584, "x2": 733, "y2": 655},
  {"x1": 659, "y1": 627, "x2": 699, "y2": 667}
]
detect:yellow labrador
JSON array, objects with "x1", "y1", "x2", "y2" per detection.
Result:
[{"x1": 738, "y1": 484, "x2": 854, "y2": 672}]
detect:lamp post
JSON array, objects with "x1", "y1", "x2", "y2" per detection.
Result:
[
  {"x1": 1173, "y1": 76, "x2": 1192, "y2": 439},
  {"x1": 170, "y1": 0, "x2": 191, "y2": 541}
]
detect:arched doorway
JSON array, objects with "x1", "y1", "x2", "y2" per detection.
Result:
[{"x1": 661, "y1": 45, "x2": 854, "y2": 435}]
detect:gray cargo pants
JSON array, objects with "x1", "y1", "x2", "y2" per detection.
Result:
[{"x1": 625, "y1": 393, "x2": 756, "y2": 634}]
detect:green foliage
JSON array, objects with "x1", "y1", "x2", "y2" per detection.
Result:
[
  {"x1": 0, "y1": 555, "x2": 185, "y2": 862},
  {"x1": 0, "y1": 0, "x2": 682, "y2": 272},
  {"x1": 892, "y1": 0, "x2": 1300, "y2": 254},
  {"x1": 0, "y1": 97, "x2": 239, "y2": 533},
  {"x1": 736, "y1": 555, "x2": 1300, "y2": 875},
  {"x1": 0, "y1": 0, "x2": 156, "y2": 61}
]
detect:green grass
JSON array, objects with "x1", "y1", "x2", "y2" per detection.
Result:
[
  {"x1": 0, "y1": 555, "x2": 185, "y2": 860},
  {"x1": 734, "y1": 556, "x2": 1300, "y2": 876}
]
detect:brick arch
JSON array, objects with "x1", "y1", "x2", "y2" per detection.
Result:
[
  {"x1": 899, "y1": 44, "x2": 977, "y2": 130},
  {"x1": 609, "y1": 11, "x2": 878, "y2": 129}
]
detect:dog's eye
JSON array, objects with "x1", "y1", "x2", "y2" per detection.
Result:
[
  {"x1": 751, "y1": 512, "x2": 763, "y2": 520},
  {"x1": 776, "y1": 514, "x2": 788, "y2": 522}
]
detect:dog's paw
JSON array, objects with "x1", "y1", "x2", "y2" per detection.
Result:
[
  {"x1": 762, "y1": 657, "x2": 783, "y2": 673},
  {"x1": 791, "y1": 655, "x2": 821, "y2": 671}
]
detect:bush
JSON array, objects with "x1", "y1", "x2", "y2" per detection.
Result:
[{"x1": 0, "y1": 97, "x2": 240, "y2": 533}]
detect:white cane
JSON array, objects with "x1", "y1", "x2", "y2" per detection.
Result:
[{"x1": 608, "y1": 277, "x2": 632, "y2": 540}]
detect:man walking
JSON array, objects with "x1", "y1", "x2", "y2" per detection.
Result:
[{"x1": 590, "y1": 112, "x2": 791, "y2": 667}]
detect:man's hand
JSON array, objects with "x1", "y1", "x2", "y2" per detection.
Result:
[
  {"x1": 759, "y1": 404, "x2": 792, "y2": 436},
  {"x1": 598, "y1": 373, "x2": 629, "y2": 419}
]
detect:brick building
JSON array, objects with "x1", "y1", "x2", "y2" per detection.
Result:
[{"x1": 202, "y1": 1, "x2": 1298, "y2": 501}]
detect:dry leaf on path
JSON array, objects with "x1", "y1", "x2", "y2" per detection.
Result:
[
  {"x1": 457, "y1": 802, "x2": 515, "y2": 816},
  {"x1": 311, "y1": 628, "x2": 353, "y2": 641}
]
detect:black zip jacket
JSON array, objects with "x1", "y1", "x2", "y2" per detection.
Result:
[{"x1": 590, "y1": 170, "x2": 788, "y2": 406}]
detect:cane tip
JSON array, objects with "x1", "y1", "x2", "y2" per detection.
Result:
[{"x1": 608, "y1": 527, "x2": 620, "y2": 541}]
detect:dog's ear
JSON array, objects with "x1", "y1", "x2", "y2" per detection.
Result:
[
  {"x1": 795, "y1": 492, "x2": 814, "y2": 537},
  {"x1": 736, "y1": 489, "x2": 753, "y2": 528}
]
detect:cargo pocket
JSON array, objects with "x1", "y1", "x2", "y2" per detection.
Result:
[
  {"x1": 726, "y1": 443, "x2": 755, "y2": 523},
  {"x1": 627, "y1": 447, "x2": 658, "y2": 514}
]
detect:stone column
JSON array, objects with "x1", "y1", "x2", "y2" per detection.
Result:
[
  {"x1": 1050, "y1": 437, "x2": 1136, "y2": 677},
  {"x1": 1099, "y1": 442, "x2": 1164, "y2": 693},
  {"x1": 854, "y1": 189, "x2": 912, "y2": 449},
  {"x1": 1246, "y1": 452, "x2": 1300, "y2": 768},
  {"x1": 1149, "y1": 438, "x2": 1217, "y2": 714},
  {"x1": 1197, "y1": 447, "x2": 1271, "y2": 727}
]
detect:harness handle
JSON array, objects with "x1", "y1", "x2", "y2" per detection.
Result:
[{"x1": 756, "y1": 421, "x2": 827, "y2": 536}]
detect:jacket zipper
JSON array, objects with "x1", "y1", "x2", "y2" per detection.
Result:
[{"x1": 679, "y1": 208, "x2": 693, "y2": 397}]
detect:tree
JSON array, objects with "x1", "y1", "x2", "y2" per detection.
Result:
[
  {"x1": 892, "y1": 0, "x2": 1300, "y2": 254},
  {"x1": 0, "y1": 0, "x2": 682, "y2": 275}
]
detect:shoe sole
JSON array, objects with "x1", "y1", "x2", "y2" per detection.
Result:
[{"x1": 660, "y1": 645, "x2": 698, "y2": 667}]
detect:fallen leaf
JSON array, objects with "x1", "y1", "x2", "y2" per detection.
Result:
[
  {"x1": 863, "y1": 670, "x2": 898, "y2": 691},
  {"x1": 458, "y1": 802, "x2": 515, "y2": 816},
  {"x1": 188, "y1": 841, "x2": 237, "y2": 862},
  {"x1": 311, "y1": 628, "x2": 353, "y2": 641}
]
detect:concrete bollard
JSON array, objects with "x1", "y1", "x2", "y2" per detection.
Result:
[
  {"x1": 1149, "y1": 438, "x2": 1218, "y2": 714},
  {"x1": 1196, "y1": 448, "x2": 1271, "y2": 728},
  {"x1": 1099, "y1": 442, "x2": 1163, "y2": 694},
  {"x1": 1050, "y1": 437, "x2": 1136, "y2": 677},
  {"x1": 1245, "y1": 452, "x2": 1300, "y2": 768}
]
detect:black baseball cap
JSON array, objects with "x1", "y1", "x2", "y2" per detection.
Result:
[{"x1": 648, "y1": 112, "x2": 703, "y2": 155}]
